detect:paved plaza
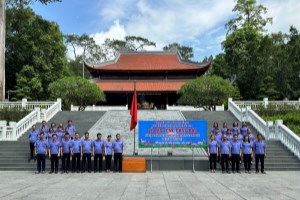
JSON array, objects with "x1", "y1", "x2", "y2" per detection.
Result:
[{"x1": 0, "y1": 171, "x2": 299, "y2": 200}]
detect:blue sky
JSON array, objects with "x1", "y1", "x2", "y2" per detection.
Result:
[{"x1": 31, "y1": 0, "x2": 300, "y2": 61}]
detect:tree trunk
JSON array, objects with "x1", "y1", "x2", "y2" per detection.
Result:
[{"x1": 0, "y1": 0, "x2": 5, "y2": 101}]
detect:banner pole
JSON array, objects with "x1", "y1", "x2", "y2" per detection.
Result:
[
  {"x1": 192, "y1": 147, "x2": 195, "y2": 173},
  {"x1": 133, "y1": 80, "x2": 136, "y2": 156},
  {"x1": 151, "y1": 147, "x2": 153, "y2": 173}
]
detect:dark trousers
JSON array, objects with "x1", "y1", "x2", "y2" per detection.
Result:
[
  {"x1": 231, "y1": 154, "x2": 240, "y2": 172},
  {"x1": 243, "y1": 154, "x2": 251, "y2": 171},
  {"x1": 62, "y1": 153, "x2": 70, "y2": 171},
  {"x1": 29, "y1": 142, "x2": 35, "y2": 159},
  {"x1": 209, "y1": 154, "x2": 217, "y2": 170},
  {"x1": 114, "y1": 153, "x2": 123, "y2": 172},
  {"x1": 94, "y1": 154, "x2": 103, "y2": 172},
  {"x1": 255, "y1": 154, "x2": 265, "y2": 172},
  {"x1": 50, "y1": 154, "x2": 59, "y2": 172},
  {"x1": 36, "y1": 154, "x2": 46, "y2": 172},
  {"x1": 221, "y1": 154, "x2": 229, "y2": 172},
  {"x1": 72, "y1": 153, "x2": 81, "y2": 172},
  {"x1": 82, "y1": 153, "x2": 92, "y2": 172},
  {"x1": 105, "y1": 155, "x2": 112, "y2": 170}
]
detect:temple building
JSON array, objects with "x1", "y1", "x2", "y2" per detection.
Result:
[{"x1": 84, "y1": 51, "x2": 210, "y2": 109}]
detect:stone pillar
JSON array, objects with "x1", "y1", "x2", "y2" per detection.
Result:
[
  {"x1": 263, "y1": 97, "x2": 268, "y2": 108},
  {"x1": 57, "y1": 98, "x2": 62, "y2": 111},
  {"x1": 275, "y1": 120, "x2": 283, "y2": 140},
  {"x1": 266, "y1": 121, "x2": 273, "y2": 140}
]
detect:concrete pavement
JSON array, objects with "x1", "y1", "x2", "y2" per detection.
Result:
[{"x1": 0, "y1": 171, "x2": 299, "y2": 200}]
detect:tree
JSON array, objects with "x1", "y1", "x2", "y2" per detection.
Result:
[
  {"x1": 163, "y1": 43, "x2": 193, "y2": 60},
  {"x1": 48, "y1": 76, "x2": 106, "y2": 111},
  {"x1": 209, "y1": 53, "x2": 232, "y2": 80},
  {"x1": 177, "y1": 76, "x2": 240, "y2": 110},
  {"x1": 5, "y1": 8, "x2": 67, "y2": 100},
  {"x1": 258, "y1": 76, "x2": 279, "y2": 100}
]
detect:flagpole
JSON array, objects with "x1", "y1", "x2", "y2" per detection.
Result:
[{"x1": 133, "y1": 80, "x2": 136, "y2": 156}]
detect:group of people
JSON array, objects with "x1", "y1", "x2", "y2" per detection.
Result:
[
  {"x1": 28, "y1": 120, "x2": 124, "y2": 174},
  {"x1": 208, "y1": 122, "x2": 267, "y2": 174}
]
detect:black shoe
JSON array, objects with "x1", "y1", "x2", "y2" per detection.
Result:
[
  {"x1": 88, "y1": 170, "x2": 91, "y2": 173},
  {"x1": 35, "y1": 171, "x2": 41, "y2": 174},
  {"x1": 49, "y1": 171, "x2": 54, "y2": 174},
  {"x1": 99, "y1": 171, "x2": 102, "y2": 173},
  {"x1": 77, "y1": 170, "x2": 80, "y2": 173},
  {"x1": 94, "y1": 170, "x2": 97, "y2": 173},
  {"x1": 66, "y1": 171, "x2": 69, "y2": 174},
  {"x1": 227, "y1": 171, "x2": 231, "y2": 174},
  {"x1": 237, "y1": 171, "x2": 241, "y2": 174},
  {"x1": 55, "y1": 171, "x2": 58, "y2": 174},
  {"x1": 81, "y1": 171, "x2": 85, "y2": 173},
  {"x1": 255, "y1": 171, "x2": 259, "y2": 174},
  {"x1": 262, "y1": 171, "x2": 266, "y2": 174}
]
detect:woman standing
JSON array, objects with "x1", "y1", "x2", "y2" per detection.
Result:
[
  {"x1": 242, "y1": 135, "x2": 253, "y2": 173},
  {"x1": 240, "y1": 122, "x2": 248, "y2": 137},
  {"x1": 231, "y1": 121, "x2": 240, "y2": 136},
  {"x1": 208, "y1": 135, "x2": 218, "y2": 173},
  {"x1": 226, "y1": 129, "x2": 233, "y2": 143},
  {"x1": 221, "y1": 122, "x2": 228, "y2": 135},
  {"x1": 220, "y1": 135, "x2": 231, "y2": 174},
  {"x1": 105, "y1": 135, "x2": 113, "y2": 172},
  {"x1": 211, "y1": 122, "x2": 218, "y2": 135}
]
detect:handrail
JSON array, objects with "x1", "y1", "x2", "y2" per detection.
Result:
[{"x1": 278, "y1": 124, "x2": 300, "y2": 159}]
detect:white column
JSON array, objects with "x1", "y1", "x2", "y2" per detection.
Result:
[
  {"x1": 263, "y1": 97, "x2": 268, "y2": 108},
  {"x1": 57, "y1": 98, "x2": 62, "y2": 111},
  {"x1": 22, "y1": 98, "x2": 27, "y2": 109},
  {"x1": 275, "y1": 120, "x2": 283, "y2": 140}
]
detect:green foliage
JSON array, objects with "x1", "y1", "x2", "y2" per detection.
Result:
[
  {"x1": 5, "y1": 8, "x2": 68, "y2": 100},
  {"x1": 177, "y1": 76, "x2": 240, "y2": 110},
  {"x1": 163, "y1": 43, "x2": 194, "y2": 60},
  {"x1": 258, "y1": 76, "x2": 279, "y2": 100},
  {"x1": 6, "y1": 0, "x2": 61, "y2": 8},
  {"x1": 0, "y1": 107, "x2": 30, "y2": 122},
  {"x1": 48, "y1": 76, "x2": 106, "y2": 110}
]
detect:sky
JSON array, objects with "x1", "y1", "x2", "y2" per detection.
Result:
[{"x1": 31, "y1": 0, "x2": 300, "y2": 61}]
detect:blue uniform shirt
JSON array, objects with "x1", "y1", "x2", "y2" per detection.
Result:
[
  {"x1": 82, "y1": 139, "x2": 93, "y2": 154},
  {"x1": 113, "y1": 140, "x2": 124, "y2": 153},
  {"x1": 56, "y1": 131, "x2": 64, "y2": 142},
  {"x1": 105, "y1": 141, "x2": 113, "y2": 155},
  {"x1": 208, "y1": 141, "x2": 218, "y2": 154},
  {"x1": 29, "y1": 130, "x2": 39, "y2": 143},
  {"x1": 211, "y1": 128, "x2": 216, "y2": 134},
  {"x1": 71, "y1": 139, "x2": 82, "y2": 154},
  {"x1": 214, "y1": 133, "x2": 222, "y2": 145},
  {"x1": 48, "y1": 140, "x2": 60, "y2": 155},
  {"x1": 93, "y1": 140, "x2": 105, "y2": 154},
  {"x1": 254, "y1": 141, "x2": 267, "y2": 155},
  {"x1": 248, "y1": 134, "x2": 255, "y2": 142},
  {"x1": 227, "y1": 134, "x2": 233, "y2": 142},
  {"x1": 34, "y1": 139, "x2": 48, "y2": 154},
  {"x1": 240, "y1": 127, "x2": 248, "y2": 136},
  {"x1": 46, "y1": 133, "x2": 55, "y2": 141},
  {"x1": 38, "y1": 126, "x2": 49, "y2": 134},
  {"x1": 231, "y1": 127, "x2": 239, "y2": 135},
  {"x1": 231, "y1": 141, "x2": 242, "y2": 155},
  {"x1": 61, "y1": 139, "x2": 71, "y2": 154},
  {"x1": 221, "y1": 128, "x2": 227, "y2": 135},
  {"x1": 237, "y1": 134, "x2": 244, "y2": 142},
  {"x1": 66, "y1": 125, "x2": 76, "y2": 138},
  {"x1": 242, "y1": 142, "x2": 253, "y2": 154},
  {"x1": 220, "y1": 141, "x2": 231, "y2": 154}
]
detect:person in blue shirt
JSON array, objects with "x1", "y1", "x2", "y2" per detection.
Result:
[
  {"x1": 208, "y1": 135, "x2": 218, "y2": 173},
  {"x1": 231, "y1": 135, "x2": 242, "y2": 173},
  {"x1": 113, "y1": 133, "x2": 124, "y2": 173},
  {"x1": 56, "y1": 126, "x2": 64, "y2": 142},
  {"x1": 226, "y1": 129, "x2": 233, "y2": 143},
  {"x1": 221, "y1": 122, "x2": 228, "y2": 135},
  {"x1": 242, "y1": 135, "x2": 253, "y2": 173},
  {"x1": 210, "y1": 122, "x2": 218, "y2": 135},
  {"x1": 231, "y1": 121, "x2": 240, "y2": 136},
  {"x1": 48, "y1": 134, "x2": 61, "y2": 174},
  {"x1": 237, "y1": 132, "x2": 244, "y2": 143},
  {"x1": 71, "y1": 132, "x2": 82, "y2": 173},
  {"x1": 38, "y1": 120, "x2": 49, "y2": 135},
  {"x1": 61, "y1": 133, "x2": 71, "y2": 173},
  {"x1": 66, "y1": 120, "x2": 76, "y2": 139},
  {"x1": 220, "y1": 135, "x2": 231, "y2": 174},
  {"x1": 93, "y1": 133, "x2": 105, "y2": 173},
  {"x1": 254, "y1": 134, "x2": 267, "y2": 174},
  {"x1": 46, "y1": 128, "x2": 55, "y2": 141},
  {"x1": 81, "y1": 132, "x2": 93, "y2": 173},
  {"x1": 105, "y1": 135, "x2": 113, "y2": 172},
  {"x1": 28, "y1": 125, "x2": 39, "y2": 162},
  {"x1": 50, "y1": 122, "x2": 57, "y2": 133},
  {"x1": 34, "y1": 132, "x2": 48, "y2": 174},
  {"x1": 246, "y1": 128, "x2": 255, "y2": 143},
  {"x1": 240, "y1": 122, "x2": 248, "y2": 137}
]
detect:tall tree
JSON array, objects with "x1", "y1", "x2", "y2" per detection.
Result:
[
  {"x1": 163, "y1": 43, "x2": 193, "y2": 60},
  {"x1": 6, "y1": 8, "x2": 67, "y2": 100}
]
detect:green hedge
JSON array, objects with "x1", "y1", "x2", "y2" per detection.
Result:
[{"x1": 0, "y1": 107, "x2": 30, "y2": 123}]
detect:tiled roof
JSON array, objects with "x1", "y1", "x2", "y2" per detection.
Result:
[
  {"x1": 85, "y1": 51, "x2": 210, "y2": 71},
  {"x1": 96, "y1": 80, "x2": 187, "y2": 92}
]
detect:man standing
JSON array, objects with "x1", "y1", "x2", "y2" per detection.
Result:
[
  {"x1": 48, "y1": 134, "x2": 61, "y2": 174},
  {"x1": 231, "y1": 135, "x2": 242, "y2": 174},
  {"x1": 34, "y1": 132, "x2": 48, "y2": 174},
  {"x1": 105, "y1": 135, "x2": 113, "y2": 172},
  {"x1": 254, "y1": 134, "x2": 267, "y2": 174},
  {"x1": 71, "y1": 132, "x2": 82, "y2": 173},
  {"x1": 66, "y1": 120, "x2": 76, "y2": 139},
  {"x1": 28, "y1": 125, "x2": 39, "y2": 162},
  {"x1": 61, "y1": 133, "x2": 71, "y2": 173},
  {"x1": 112, "y1": 133, "x2": 124, "y2": 173},
  {"x1": 81, "y1": 132, "x2": 93, "y2": 173},
  {"x1": 220, "y1": 134, "x2": 231, "y2": 174},
  {"x1": 93, "y1": 133, "x2": 105, "y2": 173}
]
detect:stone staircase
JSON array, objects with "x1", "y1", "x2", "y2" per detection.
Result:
[
  {"x1": 0, "y1": 111, "x2": 106, "y2": 170},
  {"x1": 182, "y1": 111, "x2": 300, "y2": 171}
]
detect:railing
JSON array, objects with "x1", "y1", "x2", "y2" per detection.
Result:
[
  {"x1": 167, "y1": 104, "x2": 224, "y2": 111},
  {"x1": 70, "y1": 104, "x2": 128, "y2": 111},
  {"x1": 234, "y1": 98, "x2": 300, "y2": 110},
  {"x1": 0, "y1": 98, "x2": 61, "y2": 141},
  {"x1": 0, "y1": 99, "x2": 53, "y2": 110},
  {"x1": 229, "y1": 98, "x2": 300, "y2": 160}
]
